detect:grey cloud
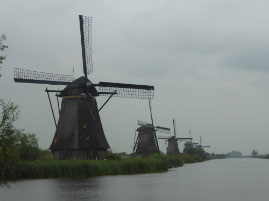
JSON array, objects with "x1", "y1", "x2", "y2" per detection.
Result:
[
  {"x1": 2, "y1": 0, "x2": 269, "y2": 154},
  {"x1": 222, "y1": 46, "x2": 269, "y2": 71}
]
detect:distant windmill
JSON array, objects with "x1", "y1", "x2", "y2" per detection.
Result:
[
  {"x1": 184, "y1": 129, "x2": 194, "y2": 149},
  {"x1": 194, "y1": 135, "x2": 210, "y2": 149},
  {"x1": 133, "y1": 120, "x2": 170, "y2": 157},
  {"x1": 159, "y1": 119, "x2": 192, "y2": 155},
  {"x1": 14, "y1": 15, "x2": 154, "y2": 160}
]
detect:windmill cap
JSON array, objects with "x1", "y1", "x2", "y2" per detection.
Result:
[{"x1": 59, "y1": 76, "x2": 98, "y2": 97}]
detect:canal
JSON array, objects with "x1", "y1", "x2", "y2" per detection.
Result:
[{"x1": 1, "y1": 158, "x2": 269, "y2": 201}]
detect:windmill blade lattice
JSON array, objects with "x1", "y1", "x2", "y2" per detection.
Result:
[
  {"x1": 14, "y1": 68, "x2": 74, "y2": 85},
  {"x1": 96, "y1": 82, "x2": 154, "y2": 99},
  {"x1": 79, "y1": 15, "x2": 93, "y2": 75},
  {"x1": 155, "y1": 126, "x2": 171, "y2": 134}
]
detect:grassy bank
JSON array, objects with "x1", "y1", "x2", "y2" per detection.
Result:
[{"x1": 8, "y1": 154, "x2": 203, "y2": 180}]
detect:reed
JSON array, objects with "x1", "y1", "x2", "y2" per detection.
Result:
[
  {"x1": 13, "y1": 157, "x2": 167, "y2": 179},
  {"x1": 9, "y1": 154, "x2": 204, "y2": 180}
]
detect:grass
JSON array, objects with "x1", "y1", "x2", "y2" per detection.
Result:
[{"x1": 9, "y1": 154, "x2": 204, "y2": 180}]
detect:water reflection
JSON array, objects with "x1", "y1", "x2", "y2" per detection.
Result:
[
  {"x1": 53, "y1": 178, "x2": 103, "y2": 201},
  {"x1": 0, "y1": 177, "x2": 104, "y2": 201}
]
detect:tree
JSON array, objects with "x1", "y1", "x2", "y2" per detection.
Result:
[
  {"x1": 183, "y1": 147, "x2": 207, "y2": 160},
  {"x1": 16, "y1": 132, "x2": 40, "y2": 160},
  {"x1": 0, "y1": 99, "x2": 20, "y2": 183},
  {"x1": 0, "y1": 34, "x2": 8, "y2": 77},
  {"x1": 0, "y1": 99, "x2": 42, "y2": 184}
]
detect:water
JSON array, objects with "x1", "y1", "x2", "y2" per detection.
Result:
[{"x1": 1, "y1": 158, "x2": 269, "y2": 201}]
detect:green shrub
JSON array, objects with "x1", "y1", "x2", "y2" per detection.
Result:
[
  {"x1": 16, "y1": 133, "x2": 40, "y2": 160},
  {"x1": 183, "y1": 147, "x2": 207, "y2": 160},
  {"x1": 0, "y1": 99, "x2": 20, "y2": 183}
]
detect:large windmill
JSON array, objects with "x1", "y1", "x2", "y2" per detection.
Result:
[
  {"x1": 159, "y1": 119, "x2": 192, "y2": 155},
  {"x1": 14, "y1": 15, "x2": 154, "y2": 160},
  {"x1": 133, "y1": 120, "x2": 170, "y2": 157}
]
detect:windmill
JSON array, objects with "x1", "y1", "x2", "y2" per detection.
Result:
[
  {"x1": 159, "y1": 119, "x2": 192, "y2": 155},
  {"x1": 14, "y1": 15, "x2": 154, "y2": 160},
  {"x1": 133, "y1": 120, "x2": 170, "y2": 157},
  {"x1": 194, "y1": 135, "x2": 210, "y2": 150},
  {"x1": 184, "y1": 129, "x2": 194, "y2": 149}
]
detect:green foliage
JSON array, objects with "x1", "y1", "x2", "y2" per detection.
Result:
[
  {"x1": 0, "y1": 34, "x2": 8, "y2": 52},
  {"x1": 183, "y1": 147, "x2": 207, "y2": 160},
  {"x1": 16, "y1": 132, "x2": 40, "y2": 160},
  {"x1": 0, "y1": 99, "x2": 20, "y2": 183},
  {"x1": 13, "y1": 157, "x2": 169, "y2": 179},
  {"x1": 165, "y1": 155, "x2": 184, "y2": 167},
  {"x1": 38, "y1": 149, "x2": 52, "y2": 160},
  {"x1": 0, "y1": 34, "x2": 8, "y2": 77},
  {"x1": 3, "y1": 153, "x2": 206, "y2": 181},
  {"x1": 0, "y1": 99, "x2": 41, "y2": 184}
]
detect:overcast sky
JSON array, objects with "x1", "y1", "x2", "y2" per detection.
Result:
[{"x1": 1, "y1": 0, "x2": 269, "y2": 155}]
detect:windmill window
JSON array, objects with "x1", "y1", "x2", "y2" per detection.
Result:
[
  {"x1": 54, "y1": 137, "x2": 58, "y2": 143},
  {"x1": 87, "y1": 136, "x2": 90, "y2": 141},
  {"x1": 83, "y1": 123, "x2": 87, "y2": 128}
]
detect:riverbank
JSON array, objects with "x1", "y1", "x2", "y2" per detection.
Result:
[{"x1": 8, "y1": 154, "x2": 204, "y2": 180}]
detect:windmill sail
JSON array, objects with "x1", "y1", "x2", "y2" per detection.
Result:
[
  {"x1": 137, "y1": 120, "x2": 170, "y2": 133},
  {"x1": 14, "y1": 68, "x2": 74, "y2": 85},
  {"x1": 155, "y1": 126, "x2": 170, "y2": 134},
  {"x1": 96, "y1": 81, "x2": 154, "y2": 99},
  {"x1": 173, "y1": 119, "x2": 176, "y2": 137},
  {"x1": 79, "y1": 15, "x2": 93, "y2": 76}
]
